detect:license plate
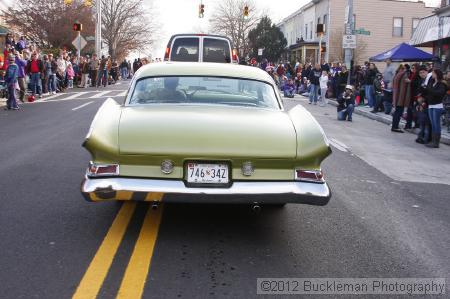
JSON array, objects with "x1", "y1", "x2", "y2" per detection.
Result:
[{"x1": 187, "y1": 163, "x2": 229, "y2": 184}]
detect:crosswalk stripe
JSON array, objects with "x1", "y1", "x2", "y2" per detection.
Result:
[
  {"x1": 41, "y1": 93, "x2": 63, "y2": 101},
  {"x1": 72, "y1": 101, "x2": 94, "y2": 111},
  {"x1": 62, "y1": 91, "x2": 90, "y2": 100},
  {"x1": 90, "y1": 90, "x2": 112, "y2": 99},
  {"x1": 115, "y1": 90, "x2": 128, "y2": 97}
]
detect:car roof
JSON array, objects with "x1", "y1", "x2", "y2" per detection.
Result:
[
  {"x1": 134, "y1": 62, "x2": 275, "y2": 84},
  {"x1": 168, "y1": 34, "x2": 232, "y2": 41}
]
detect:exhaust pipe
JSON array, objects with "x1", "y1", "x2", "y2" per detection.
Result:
[
  {"x1": 252, "y1": 203, "x2": 261, "y2": 213},
  {"x1": 151, "y1": 202, "x2": 159, "y2": 210}
]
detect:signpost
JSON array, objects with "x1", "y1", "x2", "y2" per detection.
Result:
[
  {"x1": 344, "y1": 0, "x2": 354, "y2": 84},
  {"x1": 258, "y1": 48, "x2": 264, "y2": 56},
  {"x1": 342, "y1": 34, "x2": 357, "y2": 49},
  {"x1": 72, "y1": 34, "x2": 87, "y2": 61}
]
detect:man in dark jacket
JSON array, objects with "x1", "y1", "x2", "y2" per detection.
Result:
[
  {"x1": 337, "y1": 85, "x2": 355, "y2": 121},
  {"x1": 26, "y1": 52, "x2": 44, "y2": 98},
  {"x1": 308, "y1": 63, "x2": 322, "y2": 105},
  {"x1": 364, "y1": 63, "x2": 378, "y2": 108},
  {"x1": 415, "y1": 65, "x2": 432, "y2": 144}
]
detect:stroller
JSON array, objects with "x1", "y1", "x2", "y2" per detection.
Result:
[{"x1": 0, "y1": 77, "x2": 7, "y2": 100}]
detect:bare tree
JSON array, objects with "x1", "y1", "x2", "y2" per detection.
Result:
[
  {"x1": 101, "y1": 0, "x2": 159, "y2": 60},
  {"x1": 209, "y1": 0, "x2": 262, "y2": 58},
  {"x1": 2, "y1": 0, "x2": 94, "y2": 50}
]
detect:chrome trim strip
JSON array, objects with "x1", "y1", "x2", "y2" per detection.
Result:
[{"x1": 82, "y1": 177, "x2": 331, "y2": 198}]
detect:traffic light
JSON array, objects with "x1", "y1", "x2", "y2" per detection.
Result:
[
  {"x1": 64, "y1": 0, "x2": 73, "y2": 5},
  {"x1": 73, "y1": 23, "x2": 82, "y2": 31},
  {"x1": 199, "y1": 4, "x2": 205, "y2": 18},
  {"x1": 84, "y1": 0, "x2": 93, "y2": 7},
  {"x1": 244, "y1": 5, "x2": 249, "y2": 18}
]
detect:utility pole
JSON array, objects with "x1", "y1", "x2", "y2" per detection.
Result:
[
  {"x1": 95, "y1": 0, "x2": 102, "y2": 57},
  {"x1": 344, "y1": 0, "x2": 353, "y2": 84}
]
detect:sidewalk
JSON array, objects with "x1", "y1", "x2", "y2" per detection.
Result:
[{"x1": 322, "y1": 97, "x2": 450, "y2": 146}]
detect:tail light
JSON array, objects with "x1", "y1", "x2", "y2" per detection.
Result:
[
  {"x1": 295, "y1": 169, "x2": 324, "y2": 183},
  {"x1": 232, "y1": 49, "x2": 239, "y2": 63},
  {"x1": 164, "y1": 47, "x2": 170, "y2": 61},
  {"x1": 87, "y1": 162, "x2": 119, "y2": 177}
]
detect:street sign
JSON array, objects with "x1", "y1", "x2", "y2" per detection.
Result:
[
  {"x1": 85, "y1": 36, "x2": 95, "y2": 41},
  {"x1": 72, "y1": 35, "x2": 87, "y2": 51},
  {"x1": 353, "y1": 28, "x2": 371, "y2": 35},
  {"x1": 258, "y1": 48, "x2": 263, "y2": 56},
  {"x1": 342, "y1": 34, "x2": 356, "y2": 49}
]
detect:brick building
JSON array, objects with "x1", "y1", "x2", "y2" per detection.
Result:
[{"x1": 278, "y1": 0, "x2": 435, "y2": 65}]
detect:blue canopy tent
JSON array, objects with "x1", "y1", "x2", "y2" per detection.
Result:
[{"x1": 369, "y1": 43, "x2": 437, "y2": 62}]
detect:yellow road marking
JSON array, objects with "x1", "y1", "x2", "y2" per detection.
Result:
[
  {"x1": 72, "y1": 202, "x2": 137, "y2": 299},
  {"x1": 145, "y1": 192, "x2": 164, "y2": 202},
  {"x1": 116, "y1": 205, "x2": 164, "y2": 299}
]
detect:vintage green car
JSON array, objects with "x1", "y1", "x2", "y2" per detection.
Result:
[{"x1": 81, "y1": 62, "x2": 332, "y2": 206}]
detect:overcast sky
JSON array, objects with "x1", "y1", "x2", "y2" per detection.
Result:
[
  {"x1": 149, "y1": 0, "x2": 440, "y2": 58},
  {"x1": 149, "y1": 0, "x2": 311, "y2": 58},
  {"x1": 1, "y1": 0, "x2": 441, "y2": 58}
]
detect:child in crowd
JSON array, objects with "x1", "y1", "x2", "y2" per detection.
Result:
[
  {"x1": 298, "y1": 77, "x2": 308, "y2": 94},
  {"x1": 282, "y1": 78, "x2": 296, "y2": 98},
  {"x1": 66, "y1": 63, "x2": 75, "y2": 89},
  {"x1": 319, "y1": 70, "x2": 329, "y2": 106},
  {"x1": 4, "y1": 55, "x2": 19, "y2": 110}
]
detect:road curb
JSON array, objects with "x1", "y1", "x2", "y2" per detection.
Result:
[
  {"x1": 329, "y1": 98, "x2": 450, "y2": 146},
  {"x1": 296, "y1": 95, "x2": 450, "y2": 146}
]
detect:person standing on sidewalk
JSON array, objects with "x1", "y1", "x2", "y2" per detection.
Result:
[
  {"x1": 49, "y1": 54, "x2": 58, "y2": 94},
  {"x1": 14, "y1": 51, "x2": 27, "y2": 103},
  {"x1": 120, "y1": 59, "x2": 128, "y2": 80},
  {"x1": 371, "y1": 73, "x2": 385, "y2": 113},
  {"x1": 406, "y1": 63, "x2": 421, "y2": 131},
  {"x1": 79, "y1": 57, "x2": 90, "y2": 88},
  {"x1": 308, "y1": 63, "x2": 321, "y2": 105},
  {"x1": 415, "y1": 65, "x2": 432, "y2": 144},
  {"x1": 364, "y1": 63, "x2": 378, "y2": 108},
  {"x1": 319, "y1": 70, "x2": 329, "y2": 106},
  {"x1": 4, "y1": 55, "x2": 19, "y2": 110},
  {"x1": 420, "y1": 69, "x2": 447, "y2": 148},
  {"x1": 97, "y1": 55, "x2": 108, "y2": 87},
  {"x1": 42, "y1": 55, "x2": 51, "y2": 95},
  {"x1": 26, "y1": 52, "x2": 44, "y2": 98},
  {"x1": 383, "y1": 58, "x2": 396, "y2": 89},
  {"x1": 89, "y1": 54, "x2": 99, "y2": 87},
  {"x1": 391, "y1": 64, "x2": 411, "y2": 133}
]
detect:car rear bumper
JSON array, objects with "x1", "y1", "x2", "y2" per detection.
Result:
[{"x1": 81, "y1": 177, "x2": 331, "y2": 206}]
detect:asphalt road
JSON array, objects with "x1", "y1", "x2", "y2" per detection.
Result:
[{"x1": 0, "y1": 82, "x2": 449, "y2": 299}]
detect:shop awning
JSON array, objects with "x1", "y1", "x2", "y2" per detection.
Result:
[
  {"x1": 410, "y1": 15, "x2": 450, "y2": 47},
  {"x1": 369, "y1": 43, "x2": 437, "y2": 62}
]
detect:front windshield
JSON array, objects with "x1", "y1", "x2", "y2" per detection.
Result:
[{"x1": 128, "y1": 76, "x2": 280, "y2": 109}]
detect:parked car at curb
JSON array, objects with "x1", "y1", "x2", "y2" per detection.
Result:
[{"x1": 81, "y1": 62, "x2": 332, "y2": 206}]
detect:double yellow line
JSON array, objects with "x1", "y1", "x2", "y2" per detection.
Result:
[{"x1": 72, "y1": 201, "x2": 163, "y2": 299}]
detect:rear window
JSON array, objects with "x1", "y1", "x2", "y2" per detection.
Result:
[
  {"x1": 128, "y1": 76, "x2": 280, "y2": 110},
  {"x1": 203, "y1": 38, "x2": 231, "y2": 63},
  {"x1": 170, "y1": 38, "x2": 199, "y2": 62}
]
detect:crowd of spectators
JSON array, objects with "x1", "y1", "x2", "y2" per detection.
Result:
[
  {"x1": 0, "y1": 33, "x2": 152, "y2": 111},
  {"x1": 250, "y1": 57, "x2": 449, "y2": 148}
]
